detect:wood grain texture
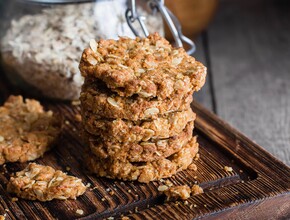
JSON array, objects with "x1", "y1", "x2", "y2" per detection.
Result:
[
  {"x1": 207, "y1": 0, "x2": 290, "y2": 165},
  {"x1": 0, "y1": 75, "x2": 289, "y2": 219}
]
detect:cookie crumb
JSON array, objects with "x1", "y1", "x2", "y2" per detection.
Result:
[
  {"x1": 127, "y1": 189, "x2": 132, "y2": 193},
  {"x1": 191, "y1": 185, "x2": 203, "y2": 195},
  {"x1": 164, "y1": 185, "x2": 191, "y2": 201},
  {"x1": 121, "y1": 217, "x2": 129, "y2": 220},
  {"x1": 65, "y1": 120, "x2": 70, "y2": 125},
  {"x1": 86, "y1": 183, "x2": 91, "y2": 188},
  {"x1": 107, "y1": 217, "x2": 114, "y2": 220},
  {"x1": 71, "y1": 100, "x2": 81, "y2": 106},
  {"x1": 76, "y1": 209, "x2": 84, "y2": 215},
  {"x1": 188, "y1": 163, "x2": 197, "y2": 171},
  {"x1": 101, "y1": 198, "x2": 106, "y2": 201},
  {"x1": 75, "y1": 114, "x2": 82, "y2": 122},
  {"x1": 11, "y1": 197, "x2": 18, "y2": 202},
  {"x1": 158, "y1": 185, "x2": 169, "y2": 192},
  {"x1": 184, "y1": 200, "x2": 189, "y2": 205},
  {"x1": 224, "y1": 166, "x2": 233, "y2": 172},
  {"x1": 66, "y1": 166, "x2": 71, "y2": 171},
  {"x1": 0, "y1": 136, "x2": 4, "y2": 142}
]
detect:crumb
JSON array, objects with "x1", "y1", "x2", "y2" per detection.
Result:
[
  {"x1": 106, "y1": 188, "x2": 111, "y2": 192},
  {"x1": 194, "y1": 153, "x2": 200, "y2": 161},
  {"x1": 204, "y1": 204, "x2": 207, "y2": 207},
  {"x1": 164, "y1": 185, "x2": 191, "y2": 201},
  {"x1": 107, "y1": 217, "x2": 114, "y2": 220},
  {"x1": 86, "y1": 183, "x2": 91, "y2": 188},
  {"x1": 109, "y1": 191, "x2": 115, "y2": 196},
  {"x1": 184, "y1": 200, "x2": 189, "y2": 205},
  {"x1": 134, "y1": 207, "x2": 138, "y2": 213},
  {"x1": 188, "y1": 163, "x2": 197, "y2": 171},
  {"x1": 128, "y1": 189, "x2": 132, "y2": 193},
  {"x1": 224, "y1": 166, "x2": 233, "y2": 172},
  {"x1": 71, "y1": 100, "x2": 81, "y2": 106},
  {"x1": 11, "y1": 197, "x2": 18, "y2": 202},
  {"x1": 65, "y1": 120, "x2": 70, "y2": 125},
  {"x1": 0, "y1": 215, "x2": 5, "y2": 220},
  {"x1": 194, "y1": 204, "x2": 197, "y2": 207},
  {"x1": 191, "y1": 185, "x2": 203, "y2": 195},
  {"x1": 121, "y1": 217, "x2": 129, "y2": 220},
  {"x1": 75, "y1": 114, "x2": 82, "y2": 122},
  {"x1": 165, "y1": 180, "x2": 173, "y2": 187},
  {"x1": 101, "y1": 198, "x2": 106, "y2": 201},
  {"x1": 66, "y1": 166, "x2": 71, "y2": 171},
  {"x1": 76, "y1": 209, "x2": 84, "y2": 215},
  {"x1": 158, "y1": 185, "x2": 169, "y2": 192}
]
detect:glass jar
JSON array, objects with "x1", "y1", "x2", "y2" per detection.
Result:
[{"x1": 0, "y1": 0, "x2": 164, "y2": 100}]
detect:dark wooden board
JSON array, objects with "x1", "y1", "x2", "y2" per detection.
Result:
[{"x1": 0, "y1": 75, "x2": 289, "y2": 220}]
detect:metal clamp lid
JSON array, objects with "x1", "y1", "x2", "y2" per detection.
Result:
[{"x1": 126, "y1": 0, "x2": 196, "y2": 54}]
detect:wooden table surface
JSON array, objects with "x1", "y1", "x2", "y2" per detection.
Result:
[{"x1": 193, "y1": 0, "x2": 290, "y2": 165}]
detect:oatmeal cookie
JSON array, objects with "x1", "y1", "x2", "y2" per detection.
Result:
[
  {"x1": 82, "y1": 108, "x2": 196, "y2": 143},
  {"x1": 86, "y1": 122, "x2": 194, "y2": 162},
  {"x1": 0, "y1": 96, "x2": 61, "y2": 165},
  {"x1": 7, "y1": 163, "x2": 86, "y2": 201},
  {"x1": 80, "y1": 81, "x2": 193, "y2": 121},
  {"x1": 79, "y1": 33, "x2": 206, "y2": 100},
  {"x1": 85, "y1": 137, "x2": 199, "y2": 183}
]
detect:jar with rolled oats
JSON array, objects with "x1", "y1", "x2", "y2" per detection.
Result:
[{"x1": 0, "y1": 0, "x2": 164, "y2": 100}]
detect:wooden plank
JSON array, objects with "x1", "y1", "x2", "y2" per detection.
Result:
[
  {"x1": 207, "y1": 0, "x2": 290, "y2": 164},
  {"x1": 193, "y1": 35, "x2": 214, "y2": 112}
]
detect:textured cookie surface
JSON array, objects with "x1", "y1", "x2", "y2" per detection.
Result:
[
  {"x1": 0, "y1": 96, "x2": 61, "y2": 165},
  {"x1": 86, "y1": 121, "x2": 194, "y2": 162},
  {"x1": 83, "y1": 108, "x2": 196, "y2": 143},
  {"x1": 80, "y1": 79, "x2": 193, "y2": 121},
  {"x1": 7, "y1": 163, "x2": 87, "y2": 201},
  {"x1": 79, "y1": 33, "x2": 206, "y2": 100},
  {"x1": 86, "y1": 137, "x2": 199, "y2": 183}
]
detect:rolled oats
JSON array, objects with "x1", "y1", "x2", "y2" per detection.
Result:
[{"x1": 1, "y1": 2, "x2": 163, "y2": 100}]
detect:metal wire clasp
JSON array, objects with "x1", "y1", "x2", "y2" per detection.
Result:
[{"x1": 126, "y1": 0, "x2": 196, "y2": 54}]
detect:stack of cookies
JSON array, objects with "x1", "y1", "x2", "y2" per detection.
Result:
[{"x1": 79, "y1": 34, "x2": 206, "y2": 183}]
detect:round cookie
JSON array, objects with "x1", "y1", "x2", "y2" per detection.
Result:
[
  {"x1": 82, "y1": 108, "x2": 196, "y2": 143},
  {"x1": 85, "y1": 121, "x2": 194, "y2": 162},
  {"x1": 0, "y1": 96, "x2": 61, "y2": 165},
  {"x1": 80, "y1": 79, "x2": 193, "y2": 121},
  {"x1": 79, "y1": 33, "x2": 207, "y2": 100},
  {"x1": 85, "y1": 136, "x2": 199, "y2": 183}
]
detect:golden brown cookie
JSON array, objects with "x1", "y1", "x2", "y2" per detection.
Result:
[
  {"x1": 85, "y1": 136, "x2": 199, "y2": 183},
  {"x1": 82, "y1": 108, "x2": 196, "y2": 143},
  {"x1": 86, "y1": 121, "x2": 194, "y2": 162},
  {"x1": 7, "y1": 163, "x2": 87, "y2": 201},
  {"x1": 79, "y1": 33, "x2": 206, "y2": 100},
  {"x1": 80, "y1": 79, "x2": 193, "y2": 121},
  {"x1": 0, "y1": 96, "x2": 61, "y2": 165}
]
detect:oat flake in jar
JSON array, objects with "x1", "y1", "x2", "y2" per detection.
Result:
[{"x1": 0, "y1": 0, "x2": 164, "y2": 100}]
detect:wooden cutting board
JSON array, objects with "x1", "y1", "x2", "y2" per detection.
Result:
[{"x1": 0, "y1": 77, "x2": 289, "y2": 220}]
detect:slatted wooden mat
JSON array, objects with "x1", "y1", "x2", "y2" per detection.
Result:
[{"x1": 0, "y1": 78, "x2": 289, "y2": 219}]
